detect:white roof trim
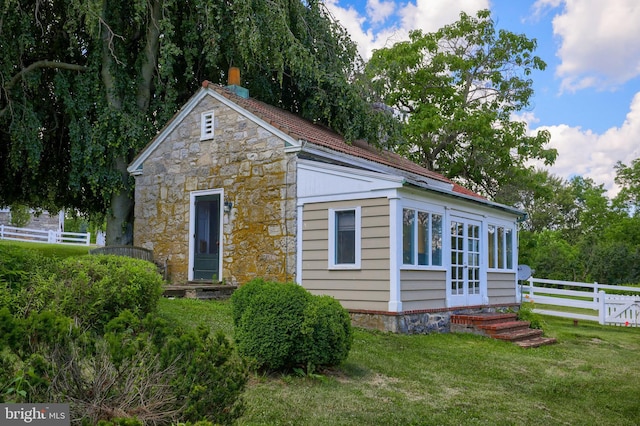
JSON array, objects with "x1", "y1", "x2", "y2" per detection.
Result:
[
  {"x1": 127, "y1": 86, "x2": 301, "y2": 175},
  {"x1": 297, "y1": 158, "x2": 405, "y2": 186},
  {"x1": 299, "y1": 143, "x2": 454, "y2": 191},
  {"x1": 299, "y1": 144, "x2": 524, "y2": 217}
]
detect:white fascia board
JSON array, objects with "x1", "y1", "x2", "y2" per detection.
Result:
[
  {"x1": 297, "y1": 159, "x2": 404, "y2": 203},
  {"x1": 297, "y1": 158, "x2": 405, "y2": 185},
  {"x1": 128, "y1": 88, "x2": 209, "y2": 175},
  {"x1": 128, "y1": 87, "x2": 301, "y2": 175},
  {"x1": 297, "y1": 189, "x2": 399, "y2": 206},
  {"x1": 300, "y1": 144, "x2": 454, "y2": 192}
]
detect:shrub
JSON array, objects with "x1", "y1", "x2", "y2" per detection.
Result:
[
  {"x1": 229, "y1": 277, "x2": 278, "y2": 326},
  {"x1": 1, "y1": 308, "x2": 248, "y2": 423},
  {"x1": 232, "y1": 279, "x2": 352, "y2": 372},
  {"x1": 38, "y1": 255, "x2": 164, "y2": 329},
  {"x1": 300, "y1": 295, "x2": 352, "y2": 369},
  {"x1": 0, "y1": 245, "x2": 59, "y2": 315},
  {"x1": 517, "y1": 299, "x2": 545, "y2": 330},
  {"x1": 233, "y1": 280, "x2": 312, "y2": 371}
]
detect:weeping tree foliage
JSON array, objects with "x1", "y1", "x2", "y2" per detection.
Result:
[
  {"x1": 365, "y1": 9, "x2": 557, "y2": 197},
  {"x1": 0, "y1": 0, "x2": 390, "y2": 244}
]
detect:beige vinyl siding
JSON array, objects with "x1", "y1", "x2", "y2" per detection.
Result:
[
  {"x1": 487, "y1": 271, "x2": 517, "y2": 304},
  {"x1": 400, "y1": 270, "x2": 447, "y2": 311},
  {"x1": 302, "y1": 198, "x2": 390, "y2": 311}
]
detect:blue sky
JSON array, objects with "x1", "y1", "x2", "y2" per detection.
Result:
[{"x1": 327, "y1": 0, "x2": 640, "y2": 196}]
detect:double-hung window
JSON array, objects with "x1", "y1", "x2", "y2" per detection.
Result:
[
  {"x1": 488, "y1": 225, "x2": 514, "y2": 270},
  {"x1": 402, "y1": 208, "x2": 443, "y2": 266},
  {"x1": 329, "y1": 207, "x2": 361, "y2": 268}
]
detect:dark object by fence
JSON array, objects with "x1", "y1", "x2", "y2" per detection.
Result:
[{"x1": 89, "y1": 245, "x2": 166, "y2": 279}]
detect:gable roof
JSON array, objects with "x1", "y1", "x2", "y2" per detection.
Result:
[
  {"x1": 201, "y1": 82, "x2": 487, "y2": 200},
  {"x1": 129, "y1": 82, "x2": 524, "y2": 215}
]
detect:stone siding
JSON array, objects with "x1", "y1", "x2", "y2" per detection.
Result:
[
  {"x1": 0, "y1": 209, "x2": 61, "y2": 231},
  {"x1": 133, "y1": 95, "x2": 296, "y2": 284}
]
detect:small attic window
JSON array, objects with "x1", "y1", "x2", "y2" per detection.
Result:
[{"x1": 200, "y1": 111, "x2": 214, "y2": 140}]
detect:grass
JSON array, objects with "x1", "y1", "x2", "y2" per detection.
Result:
[
  {"x1": 159, "y1": 298, "x2": 640, "y2": 425},
  {"x1": 0, "y1": 240, "x2": 90, "y2": 258}
]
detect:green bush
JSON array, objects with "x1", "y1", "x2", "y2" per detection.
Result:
[
  {"x1": 229, "y1": 277, "x2": 278, "y2": 326},
  {"x1": 233, "y1": 280, "x2": 311, "y2": 371},
  {"x1": 300, "y1": 295, "x2": 352, "y2": 369},
  {"x1": 38, "y1": 255, "x2": 164, "y2": 329},
  {"x1": 1, "y1": 308, "x2": 247, "y2": 423},
  {"x1": 0, "y1": 245, "x2": 59, "y2": 315},
  {"x1": 517, "y1": 300, "x2": 545, "y2": 330},
  {"x1": 232, "y1": 279, "x2": 352, "y2": 372}
]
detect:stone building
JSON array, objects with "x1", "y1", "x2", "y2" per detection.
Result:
[
  {"x1": 128, "y1": 81, "x2": 525, "y2": 332},
  {"x1": 0, "y1": 208, "x2": 63, "y2": 232}
]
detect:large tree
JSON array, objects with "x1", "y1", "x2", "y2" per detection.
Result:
[
  {"x1": 0, "y1": 0, "x2": 389, "y2": 244},
  {"x1": 614, "y1": 158, "x2": 640, "y2": 216},
  {"x1": 365, "y1": 9, "x2": 557, "y2": 197}
]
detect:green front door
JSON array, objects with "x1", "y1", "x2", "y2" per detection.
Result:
[{"x1": 193, "y1": 194, "x2": 220, "y2": 281}]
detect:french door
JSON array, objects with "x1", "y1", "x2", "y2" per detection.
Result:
[{"x1": 449, "y1": 217, "x2": 483, "y2": 306}]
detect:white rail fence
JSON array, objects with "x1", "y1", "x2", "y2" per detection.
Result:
[
  {"x1": 0, "y1": 224, "x2": 91, "y2": 245},
  {"x1": 520, "y1": 277, "x2": 640, "y2": 327}
]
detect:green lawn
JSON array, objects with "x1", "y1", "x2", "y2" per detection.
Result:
[
  {"x1": 0, "y1": 240, "x2": 91, "y2": 258},
  {"x1": 159, "y1": 298, "x2": 640, "y2": 425}
]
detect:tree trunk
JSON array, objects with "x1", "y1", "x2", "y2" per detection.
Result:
[{"x1": 106, "y1": 157, "x2": 133, "y2": 245}]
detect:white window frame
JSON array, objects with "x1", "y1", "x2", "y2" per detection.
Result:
[
  {"x1": 401, "y1": 207, "x2": 445, "y2": 269},
  {"x1": 328, "y1": 206, "x2": 361, "y2": 269},
  {"x1": 200, "y1": 111, "x2": 215, "y2": 140},
  {"x1": 487, "y1": 223, "x2": 515, "y2": 271}
]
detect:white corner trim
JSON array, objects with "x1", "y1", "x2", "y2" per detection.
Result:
[{"x1": 296, "y1": 204, "x2": 303, "y2": 285}]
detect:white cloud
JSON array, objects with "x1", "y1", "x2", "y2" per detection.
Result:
[
  {"x1": 549, "y1": 0, "x2": 640, "y2": 92},
  {"x1": 366, "y1": 0, "x2": 396, "y2": 25},
  {"x1": 326, "y1": 0, "x2": 489, "y2": 59},
  {"x1": 530, "y1": 92, "x2": 640, "y2": 196},
  {"x1": 530, "y1": 0, "x2": 563, "y2": 20},
  {"x1": 399, "y1": 0, "x2": 489, "y2": 34}
]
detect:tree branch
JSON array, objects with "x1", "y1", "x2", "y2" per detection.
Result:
[
  {"x1": 5, "y1": 60, "x2": 87, "y2": 91},
  {"x1": 0, "y1": 61, "x2": 87, "y2": 118},
  {"x1": 136, "y1": 0, "x2": 162, "y2": 111}
]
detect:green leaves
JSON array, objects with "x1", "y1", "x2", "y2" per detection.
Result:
[{"x1": 365, "y1": 9, "x2": 556, "y2": 197}]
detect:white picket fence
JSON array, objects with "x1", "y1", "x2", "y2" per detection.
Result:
[
  {"x1": 0, "y1": 224, "x2": 91, "y2": 245},
  {"x1": 520, "y1": 277, "x2": 640, "y2": 327}
]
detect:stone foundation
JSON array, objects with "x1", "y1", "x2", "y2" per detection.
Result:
[{"x1": 350, "y1": 304, "x2": 519, "y2": 334}]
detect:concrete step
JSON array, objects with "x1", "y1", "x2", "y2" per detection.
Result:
[{"x1": 163, "y1": 283, "x2": 237, "y2": 300}]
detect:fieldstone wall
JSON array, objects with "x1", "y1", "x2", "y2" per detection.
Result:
[
  {"x1": 133, "y1": 94, "x2": 297, "y2": 284},
  {"x1": 350, "y1": 304, "x2": 518, "y2": 334}
]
